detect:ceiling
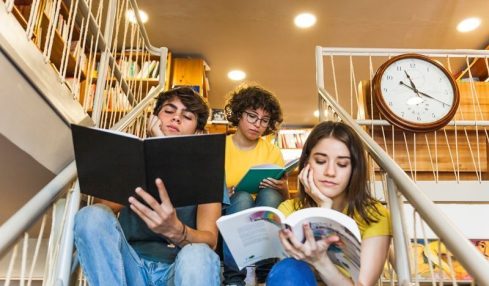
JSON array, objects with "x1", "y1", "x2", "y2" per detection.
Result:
[{"x1": 136, "y1": 0, "x2": 489, "y2": 126}]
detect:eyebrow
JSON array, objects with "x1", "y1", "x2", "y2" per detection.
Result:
[
  {"x1": 162, "y1": 103, "x2": 192, "y2": 113},
  {"x1": 312, "y1": 152, "x2": 351, "y2": 160}
]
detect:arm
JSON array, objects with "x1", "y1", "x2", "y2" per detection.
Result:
[
  {"x1": 191, "y1": 202, "x2": 221, "y2": 249},
  {"x1": 357, "y1": 235, "x2": 391, "y2": 286},
  {"x1": 93, "y1": 198, "x2": 124, "y2": 213}
]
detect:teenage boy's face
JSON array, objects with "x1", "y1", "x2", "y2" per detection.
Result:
[
  {"x1": 157, "y1": 97, "x2": 198, "y2": 136},
  {"x1": 238, "y1": 108, "x2": 270, "y2": 141}
]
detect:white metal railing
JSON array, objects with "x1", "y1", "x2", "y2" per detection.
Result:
[
  {"x1": 316, "y1": 46, "x2": 489, "y2": 285},
  {"x1": 0, "y1": 0, "x2": 167, "y2": 284}
]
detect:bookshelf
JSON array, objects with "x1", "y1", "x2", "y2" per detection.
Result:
[
  {"x1": 13, "y1": 0, "x2": 87, "y2": 79},
  {"x1": 276, "y1": 128, "x2": 311, "y2": 198}
]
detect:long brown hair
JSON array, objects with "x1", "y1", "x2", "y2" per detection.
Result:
[{"x1": 296, "y1": 121, "x2": 381, "y2": 224}]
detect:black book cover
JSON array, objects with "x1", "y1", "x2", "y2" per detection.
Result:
[{"x1": 71, "y1": 124, "x2": 225, "y2": 207}]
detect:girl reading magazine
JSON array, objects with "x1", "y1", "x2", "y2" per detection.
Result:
[{"x1": 266, "y1": 121, "x2": 392, "y2": 286}]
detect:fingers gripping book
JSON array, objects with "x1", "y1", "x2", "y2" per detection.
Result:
[
  {"x1": 234, "y1": 158, "x2": 299, "y2": 193},
  {"x1": 217, "y1": 206, "x2": 362, "y2": 283}
]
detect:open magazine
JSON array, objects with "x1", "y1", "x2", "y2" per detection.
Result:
[
  {"x1": 217, "y1": 206, "x2": 362, "y2": 283},
  {"x1": 235, "y1": 158, "x2": 299, "y2": 193}
]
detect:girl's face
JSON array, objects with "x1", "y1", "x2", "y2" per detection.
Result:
[
  {"x1": 157, "y1": 97, "x2": 198, "y2": 135},
  {"x1": 308, "y1": 137, "x2": 352, "y2": 201},
  {"x1": 237, "y1": 108, "x2": 270, "y2": 141}
]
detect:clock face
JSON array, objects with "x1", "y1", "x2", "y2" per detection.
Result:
[{"x1": 373, "y1": 54, "x2": 459, "y2": 132}]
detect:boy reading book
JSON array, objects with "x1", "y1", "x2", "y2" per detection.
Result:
[
  {"x1": 222, "y1": 84, "x2": 288, "y2": 285},
  {"x1": 74, "y1": 87, "x2": 222, "y2": 286}
]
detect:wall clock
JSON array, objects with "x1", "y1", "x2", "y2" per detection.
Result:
[{"x1": 372, "y1": 53, "x2": 460, "y2": 132}]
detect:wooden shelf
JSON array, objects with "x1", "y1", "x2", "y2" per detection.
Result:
[{"x1": 38, "y1": 12, "x2": 86, "y2": 79}]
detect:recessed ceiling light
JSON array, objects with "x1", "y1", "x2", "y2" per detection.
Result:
[
  {"x1": 294, "y1": 13, "x2": 316, "y2": 28},
  {"x1": 126, "y1": 10, "x2": 148, "y2": 24},
  {"x1": 457, "y1": 17, "x2": 481, "y2": 32},
  {"x1": 228, "y1": 70, "x2": 246, "y2": 81}
]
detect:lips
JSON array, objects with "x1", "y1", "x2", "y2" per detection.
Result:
[
  {"x1": 319, "y1": 180, "x2": 337, "y2": 187},
  {"x1": 166, "y1": 125, "x2": 180, "y2": 133}
]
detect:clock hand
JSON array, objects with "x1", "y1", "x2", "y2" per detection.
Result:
[
  {"x1": 404, "y1": 71, "x2": 418, "y2": 90},
  {"x1": 399, "y1": 81, "x2": 422, "y2": 98},
  {"x1": 400, "y1": 81, "x2": 451, "y2": 106},
  {"x1": 417, "y1": 90, "x2": 451, "y2": 106}
]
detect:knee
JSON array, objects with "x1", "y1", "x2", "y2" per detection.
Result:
[
  {"x1": 176, "y1": 243, "x2": 220, "y2": 271},
  {"x1": 256, "y1": 188, "x2": 283, "y2": 207},
  {"x1": 267, "y1": 258, "x2": 316, "y2": 286},
  {"x1": 227, "y1": 191, "x2": 254, "y2": 213},
  {"x1": 74, "y1": 204, "x2": 116, "y2": 237}
]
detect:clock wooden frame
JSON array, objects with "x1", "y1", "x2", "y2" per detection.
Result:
[{"x1": 372, "y1": 53, "x2": 460, "y2": 133}]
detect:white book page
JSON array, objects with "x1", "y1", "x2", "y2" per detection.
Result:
[{"x1": 217, "y1": 207, "x2": 287, "y2": 269}]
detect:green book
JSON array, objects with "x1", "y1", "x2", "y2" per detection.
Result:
[{"x1": 235, "y1": 158, "x2": 300, "y2": 194}]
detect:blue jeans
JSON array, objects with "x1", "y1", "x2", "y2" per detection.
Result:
[
  {"x1": 74, "y1": 205, "x2": 220, "y2": 286},
  {"x1": 222, "y1": 188, "x2": 283, "y2": 285},
  {"x1": 267, "y1": 258, "x2": 317, "y2": 286}
]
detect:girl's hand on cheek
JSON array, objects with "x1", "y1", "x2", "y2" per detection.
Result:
[{"x1": 300, "y1": 164, "x2": 333, "y2": 208}]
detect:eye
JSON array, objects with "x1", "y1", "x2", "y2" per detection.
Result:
[
  {"x1": 314, "y1": 159, "x2": 326, "y2": 165},
  {"x1": 262, "y1": 118, "x2": 271, "y2": 124},
  {"x1": 247, "y1": 113, "x2": 258, "y2": 119},
  {"x1": 337, "y1": 161, "x2": 350, "y2": 168},
  {"x1": 183, "y1": 112, "x2": 195, "y2": 120},
  {"x1": 163, "y1": 108, "x2": 175, "y2": 114}
]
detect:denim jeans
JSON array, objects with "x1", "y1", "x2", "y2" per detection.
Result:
[
  {"x1": 266, "y1": 258, "x2": 317, "y2": 286},
  {"x1": 222, "y1": 188, "x2": 283, "y2": 285},
  {"x1": 74, "y1": 205, "x2": 220, "y2": 286}
]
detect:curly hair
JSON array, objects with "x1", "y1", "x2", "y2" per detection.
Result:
[
  {"x1": 153, "y1": 86, "x2": 209, "y2": 131},
  {"x1": 224, "y1": 84, "x2": 283, "y2": 135}
]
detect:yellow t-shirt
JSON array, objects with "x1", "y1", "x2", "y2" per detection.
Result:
[
  {"x1": 278, "y1": 199, "x2": 392, "y2": 239},
  {"x1": 225, "y1": 135, "x2": 284, "y2": 188}
]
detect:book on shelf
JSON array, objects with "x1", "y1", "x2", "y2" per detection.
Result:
[
  {"x1": 71, "y1": 124, "x2": 225, "y2": 207},
  {"x1": 217, "y1": 206, "x2": 362, "y2": 283},
  {"x1": 234, "y1": 158, "x2": 299, "y2": 193}
]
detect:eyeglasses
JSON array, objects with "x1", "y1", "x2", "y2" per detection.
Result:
[{"x1": 243, "y1": 111, "x2": 270, "y2": 128}]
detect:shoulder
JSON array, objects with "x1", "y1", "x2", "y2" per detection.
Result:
[
  {"x1": 355, "y1": 203, "x2": 392, "y2": 239},
  {"x1": 278, "y1": 199, "x2": 300, "y2": 216}
]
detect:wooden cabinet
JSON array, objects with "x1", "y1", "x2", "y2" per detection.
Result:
[{"x1": 171, "y1": 58, "x2": 209, "y2": 100}]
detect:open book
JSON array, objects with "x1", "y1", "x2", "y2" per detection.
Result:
[
  {"x1": 235, "y1": 158, "x2": 299, "y2": 193},
  {"x1": 217, "y1": 206, "x2": 362, "y2": 283},
  {"x1": 71, "y1": 124, "x2": 225, "y2": 207}
]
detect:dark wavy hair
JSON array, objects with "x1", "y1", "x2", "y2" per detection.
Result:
[
  {"x1": 153, "y1": 86, "x2": 209, "y2": 132},
  {"x1": 224, "y1": 84, "x2": 283, "y2": 135},
  {"x1": 296, "y1": 121, "x2": 381, "y2": 224}
]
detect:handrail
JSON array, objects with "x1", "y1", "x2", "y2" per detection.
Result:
[
  {"x1": 317, "y1": 86, "x2": 489, "y2": 284},
  {"x1": 0, "y1": 85, "x2": 163, "y2": 258},
  {"x1": 317, "y1": 47, "x2": 489, "y2": 57},
  {"x1": 0, "y1": 0, "x2": 168, "y2": 258}
]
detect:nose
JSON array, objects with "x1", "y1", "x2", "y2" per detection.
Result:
[
  {"x1": 324, "y1": 162, "x2": 335, "y2": 177},
  {"x1": 171, "y1": 113, "x2": 182, "y2": 123}
]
